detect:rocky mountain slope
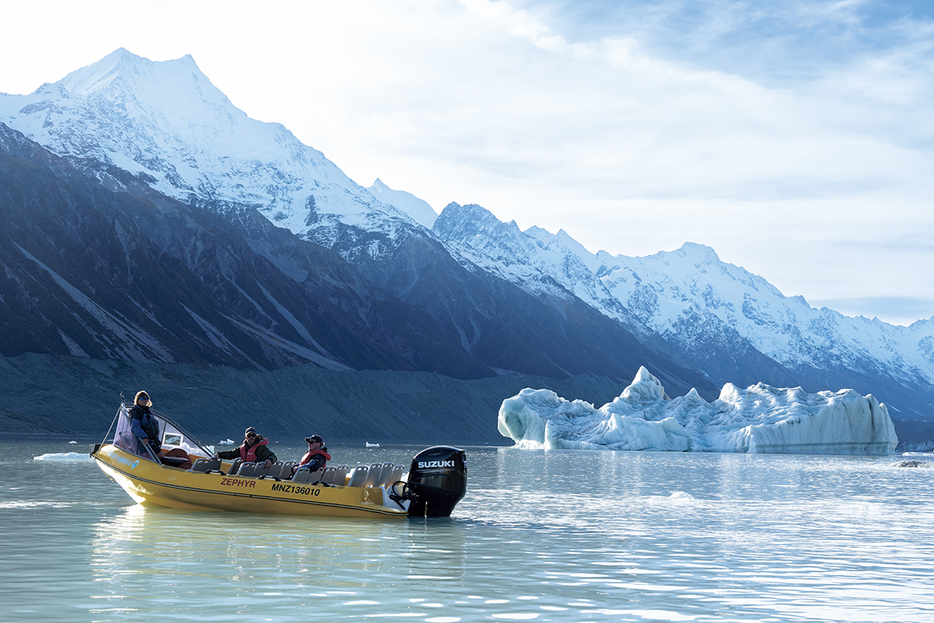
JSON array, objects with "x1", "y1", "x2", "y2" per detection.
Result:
[{"x1": 0, "y1": 123, "x2": 490, "y2": 377}]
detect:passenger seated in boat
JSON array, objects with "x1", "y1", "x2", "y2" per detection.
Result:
[
  {"x1": 129, "y1": 391, "x2": 161, "y2": 458},
  {"x1": 291, "y1": 434, "x2": 331, "y2": 477},
  {"x1": 128, "y1": 391, "x2": 192, "y2": 468},
  {"x1": 214, "y1": 427, "x2": 277, "y2": 468}
]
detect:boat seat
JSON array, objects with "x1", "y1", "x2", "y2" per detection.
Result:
[
  {"x1": 225, "y1": 458, "x2": 243, "y2": 475},
  {"x1": 347, "y1": 466, "x2": 369, "y2": 488},
  {"x1": 323, "y1": 465, "x2": 352, "y2": 485},
  {"x1": 317, "y1": 466, "x2": 337, "y2": 484},
  {"x1": 364, "y1": 463, "x2": 393, "y2": 488},
  {"x1": 383, "y1": 465, "x2": 405, "y2": 487},
  {"x1": 326, "y1": 465, "x2": 350, "y2": 485},
  {"x1": 276, "y1": 461, "x2": 296, "y2": 479},
  {"x1": 377, "y1": 462, "x2": 397, "y2": 486},
  {"x1": 189, "y1": 457, "x2": 222, "y2": 473},
  {"x1": 259, "y1": 461, "x2": 295, "y2": 481},
  {"x1": 292, "y1": 467, "x2": 324, "y2": 483},
  {"x1": 237, "y1": 462, "x2": 267, "y2": 478}
]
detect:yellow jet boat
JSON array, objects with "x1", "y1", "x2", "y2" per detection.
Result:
[{"x1": 91, "y1": 404, "x2": 467, "y2": 519}]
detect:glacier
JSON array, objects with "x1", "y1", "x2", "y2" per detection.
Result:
[{"x1": 498, "y1": 367, "x2": 898, "y2": 454}]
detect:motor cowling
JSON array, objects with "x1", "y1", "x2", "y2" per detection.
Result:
[{"x1": 405, "y1": 446, "x2": 467, "y2": 517}]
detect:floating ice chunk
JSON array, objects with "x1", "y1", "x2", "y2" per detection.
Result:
[
  {"x1": 498, "y1": 366, "x2": 898, "y2": 455},
  {"x1": 33, "y1": 452, "x2": 92, "y2": 462}
]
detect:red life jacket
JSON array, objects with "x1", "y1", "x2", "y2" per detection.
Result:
[
  {"x1": 239, "y1": 438, "x2": 269, "y2": 462},
  {"x1": 299, "y1": 448, "x2": 331, "y2": 468}
]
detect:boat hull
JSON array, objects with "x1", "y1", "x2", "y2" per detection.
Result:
[{"x1": 93, "y1": 444, "x2": 407, "y2": 519}]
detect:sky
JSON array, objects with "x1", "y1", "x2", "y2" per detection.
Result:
[{"x1": 1, "y1": 0, "x2": 932, "y2": 325}]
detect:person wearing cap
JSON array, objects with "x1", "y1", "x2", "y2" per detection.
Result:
[
  {"x1": 214, "y1": 427, "x2": 278, "y2": 468},
  {"x1": 292, "y1": 435, "x2": 331, "y2": 476},
  {"x1": 128, "y1": 390, "x2": 162, "y2": 457}
]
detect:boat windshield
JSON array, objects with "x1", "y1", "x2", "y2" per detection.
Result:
[
  {"x1": 110, "y1": 403, "x2": 213, "y2": 462},
  {"x1": 112, "y1": 404, "x2": 161, "y2": 463}
]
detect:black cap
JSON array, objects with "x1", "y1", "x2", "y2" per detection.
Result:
[
  {"x1": 305, "y1": 435, "x2": 323, "y2": 444},
  {"x1": 245, "y1": 427, "x2": 256, "y2": 436}
]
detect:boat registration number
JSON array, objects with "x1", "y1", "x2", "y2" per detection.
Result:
[{"x1": 270, "y1": 482, "x2": 321, "y2": 497}]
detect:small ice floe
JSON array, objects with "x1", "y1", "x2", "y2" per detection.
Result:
[
  {"x1": 366, "y1": 442, "x2": 380, "y2": 448},
  {"x1": 669, "y1": 491, "x2": 695, "y2": 502},
  {"x1": 893, "y1": 460, "x2": 932, "y2": 468},
  {"x1": 218, "y1": 439, "x2": 235, "y2": 445},
  {"x1": 34, "y1": 453, "x2": 92, "y2": 462},
  {"x1": 69, "y1": 440, "x2": 77, "y2": 444}
]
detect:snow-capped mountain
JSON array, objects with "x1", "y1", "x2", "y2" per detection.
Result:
[
  {"x1": 434, "y1": 203, "x2": 934, "y2": 418},
  {"x1": 0, "y1": 48, "x2": 420, "y2": 236},
  {"x1": 2, "y1": 49, "x2": 931, "y2": 433}
]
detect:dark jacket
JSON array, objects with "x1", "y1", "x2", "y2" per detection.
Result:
[
  {"x1": 217, "y1": 436, "x2": 277, "y2": 463},
  {"x1": 128, "y1": 403, "x2": 161, "y2": 453}
]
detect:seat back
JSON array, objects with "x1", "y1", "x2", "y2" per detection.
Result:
[
  {"x1": 318, "y1": 466, "x2": 338, "y2": 484},
  {"x1": 383, "y1": 465, "x2": 405, "y2": 487},
  {"x1": 188, "y1": 457, "x2": 221, "y2": 473},
  {"x1": 361, "y1": 463, "x2": 383, "y2": 488},
  {"x1": 347, "y1": 465, "x2": 369, "y2": 488},
  {"x1": 329, "y1": 465, "x2": 350, "y2": 486},
  {"x1": 365, "y1": 462, "x2": 395, "y2": 488},
  {"x1": 225, "y1": 458, "x2": 243, "y2": 475},
  {"x1": 279, "y1": 461, "x2": 297, "y2": 479},
  {"x1": 264, "y1": 461, "x2": 294, "y2": 480},
  {"x1": 237, "y1": 462, "x2": 265, "y2": 477},
  {"x1": 292, "y1": 466, "x2": 312, "y2": 483}
]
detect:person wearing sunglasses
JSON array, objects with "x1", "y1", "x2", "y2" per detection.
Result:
[
  {"x1": 214, "y1": 427, "x2": 277, "y2": 468},
  {"x1": 291, "y1": 434, "x2": 330, "y2": 476}
]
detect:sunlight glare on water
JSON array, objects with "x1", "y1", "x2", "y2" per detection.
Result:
[{"x1": 1, "y1": 439, "x2": 933, "y2": 621}]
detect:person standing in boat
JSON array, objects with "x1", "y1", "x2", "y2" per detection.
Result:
[
  {"x1": 128, "y1": 390, "x2": 162, "y2": 458},
  {"x1": 214, "y1": 427, "x2": 277, "y2": 468},
  {"x1": 292, "y1": 434, "x2": 331, "y2": 476}
]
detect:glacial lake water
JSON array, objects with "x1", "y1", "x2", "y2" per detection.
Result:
[{"x1": 2, "y1": 438, "x2": 934, "y2": 622}]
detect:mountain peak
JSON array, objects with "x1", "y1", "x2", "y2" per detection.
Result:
[
  {"x1": 0, "y1": 48, "x2": 388, "y2": 233},
  {"x1": 367, "y1": 178, "x2": 437, "y2": 229},
  {"x1": 57, "y1": 48, "x2": 214, "y2": 101},
  {"x1": 676, "y1": 242, "x2": 720, "y2": 264}
]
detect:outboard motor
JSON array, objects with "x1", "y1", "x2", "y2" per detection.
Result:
[{"x1": 402, "y1": 446, "x2": 467, "y2": 517}]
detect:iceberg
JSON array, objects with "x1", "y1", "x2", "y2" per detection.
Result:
[{"x1": 498, "y1": 367, "x2": 898, "y2": 455}]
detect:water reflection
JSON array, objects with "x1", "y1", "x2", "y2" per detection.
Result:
[{"x1": 88, "y1": 505, "x2": 468, "y2": 621}]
